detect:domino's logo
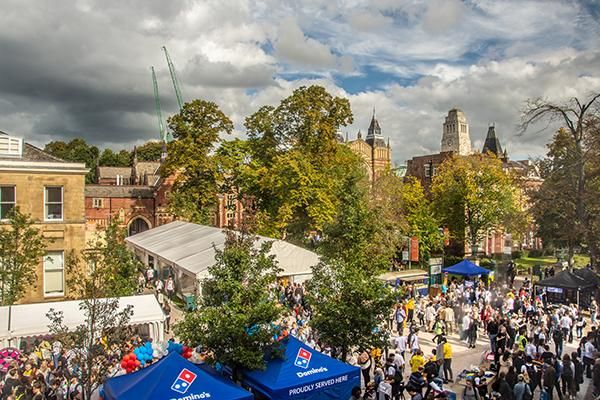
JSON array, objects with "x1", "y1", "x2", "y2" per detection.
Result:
[
  {"x1": 294, "y1": 348, "x2": 312, "y2": 369},
  {"x1": 171, "y1": 368, "x2": 197, "y2": 394}
]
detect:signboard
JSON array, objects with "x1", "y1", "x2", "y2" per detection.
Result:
[
  {"x1": 547, "y1": 287, "x2": 563, "y2": 294},
  {"x1": 428, "y1": 258, "x2": 443, "y2": 287},
  {"x1": 430, "y1": 264, "x2": 442, "y2": 275},
  {"x1": 402, "y1": 250, "x2": 409, "y2": 261}
]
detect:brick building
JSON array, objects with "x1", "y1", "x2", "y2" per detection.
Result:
[{"x1": 0, "y1": 131, "x2": 88, "y2": 303}]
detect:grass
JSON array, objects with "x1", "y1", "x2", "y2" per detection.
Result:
[{"x1": 514, "y1": 252, "x2": 591, "y2": 270}]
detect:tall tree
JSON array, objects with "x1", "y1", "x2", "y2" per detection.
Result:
[
  {"x1": 174, "y1": 228, "x2": 283, "y2": 378},
  {"x1": 0, "y1": 208, "x2": 48, "y2": 305},
  {"x1": 66, "y1": 221, "x2": 141, "y2": 299},
  {"x1": 306, "y1": 259, "x2": 394, "y2": 361},
  {"x1": 431, "y1": 153, "x2": 521, "y2": 256},
  {"x1": 44, "y1": 138, "x2": 100, "y2": 183},
  {"x1": 401, "y1": 177, "x2": 443, "y2": 263},
  {"x1": 530, "y1": 129, "x2": 582, "y2": 263},
  {"x1": 162, "y1": 99, "x2": 233, "y2": 224},
  {"x1": 98, "y1": 148, "x2": 131, "y2": 167},
  {"x1": 241, "y1": 85, "x2": 357, "y2": 239},
  {"x1": 520, "y1": 93, "x2": 600, "y2": 266},
  {"x1": 135, "y1": 141, "x2": 164, "y2": 161}
]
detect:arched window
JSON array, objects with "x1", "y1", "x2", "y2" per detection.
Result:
[{"x1": 128, "y1": 217, "x2": 150, "y2": 236}]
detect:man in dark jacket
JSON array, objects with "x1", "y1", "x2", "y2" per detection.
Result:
[
  {"x1": 542, "y1": 362, "x2": 557, "y2": 400},
  {"x1": 497, "y1": 372, "x2": 514, "y2": 400}
]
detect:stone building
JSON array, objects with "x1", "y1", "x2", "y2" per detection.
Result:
[
  {"x1": 441, "y1": 108, "x2": 472, "y2": 155},
  {"x1": 346, "y1": 111, "x2": 391, "y2": 181},
  {"x1": 0, "y1": 131, "x2": 87, "y2": 302}
]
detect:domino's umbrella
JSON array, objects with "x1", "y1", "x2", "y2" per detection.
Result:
[
  {"x1": 242, "y1": 337, "x2": 360, "y2": 399},
  {"x1": 103, "y1": 352, "x2": 252, "y2": 400}
]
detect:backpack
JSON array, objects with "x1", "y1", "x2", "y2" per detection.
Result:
[
  {"x1": 393, "y1": 365, "x2": 403, "y2": 384},
  {"x1": 526, "y1": 364, "x2": 538, "y2": 387}
]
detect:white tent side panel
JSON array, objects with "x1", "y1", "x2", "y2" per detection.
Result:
[{"x1": 0, "y1": 294, "x2": 165, "y2": 341}]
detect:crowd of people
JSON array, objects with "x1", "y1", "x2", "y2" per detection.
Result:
[{"x1": 352, "y1": 269, "x2": 600, "y2": 400}]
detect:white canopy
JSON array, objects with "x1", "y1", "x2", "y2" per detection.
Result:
[
  {"x1": 126, "y1": 221, "x2": 319, "y2": 280},
  {"x1": 0, "y1": 294, "x2": 165, "y2": 345}
]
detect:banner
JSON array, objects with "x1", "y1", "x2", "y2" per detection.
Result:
[{"x1": 410, "y1": 236, "x2": 419, "y2": 262}]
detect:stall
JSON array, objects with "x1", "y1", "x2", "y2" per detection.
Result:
[
  {"x1": 126, "y1": 221, "x2": 319, "y2": 298},
  {"x1": 535, "y1": 269, "x2": 596, "y2": 306},
  {"x1": 378, "y1": 269, "x2": 429, "y2": 296},
  {"x1": 241, "y1": 337, "x2": 360, "y2": 400},
  {"x1": 443, "y1": 260, "x2": 491, "y2": 277},
  {"x1": 104, "y1": 352, "x2": 253, "y2": 400},
  {"x1": 0, "y1": 295, "x2": 165, "y2": 348}
]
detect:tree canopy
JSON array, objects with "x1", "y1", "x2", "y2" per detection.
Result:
[
  {"x1": 44, "y1": 138, "x2": 100, "y2": 183},
  {"x1": 431, "y1": 153, "x2": 522, "y2": 255},
  {"x1": 162, "y1": 99, "x2": 233, "y2": 224}
]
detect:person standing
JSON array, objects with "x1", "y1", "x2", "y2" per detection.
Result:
[
  {"x1": 553, "y1": 327, "x2": 564, "y2": 358},
  {"x1": 395, "y1": 304, "x2": 406, "y2": 335},
  {"x1": 487, "y1": 317, "x2": 499, "y2": 354},
  {"x1": 163, "y1": 301, "x2": 171, "y2": 333},
  {"x1": 590, "y1": 299, "x2": 598, "y2": 326},
  {"x1": 582, "y1": 336, "x2": 596, "y2": 379},
  {"x1": 542, "y1": 361, "x2": 557, "y2": 400},
  {"x1": 444, "y1": 304, "x2": 455, "y2": 334}
]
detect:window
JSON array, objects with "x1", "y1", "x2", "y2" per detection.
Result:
[
  {"x1": 92, "y1": 198, "x2": 104, "y2": 208},
  {"x1": 0, "y1": 186, "x2": 15, "y2": 220},
  {"x1": 424, "y1": 162, "x2": 432, "y2": 178},
  {"x1": 44, "y1": 251, "x2": 64, "y2": 296},
  {"x1": 45, "y1": 186, "x2": 63, "y2": 220}
]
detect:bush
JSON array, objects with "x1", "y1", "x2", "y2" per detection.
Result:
[
  {"x1": 443, "y1": 255, "x2": 463, "y2": 267},
  {"x1": 511, "y1": 250, "x2": 523, "y2": 259},
  {"x1": 479, "y1": 258, "x2": 495, "y2": 268},
  {"x1": 528, "y1": 249, "x2": 543, "y2": 258}
]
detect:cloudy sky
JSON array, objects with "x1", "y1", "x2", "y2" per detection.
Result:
[{"x1": 0, "y1": 0, "x2": 599, "y2": 164}]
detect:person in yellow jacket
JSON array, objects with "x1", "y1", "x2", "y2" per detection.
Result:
[
  {"x1": 410, "y1": 349, "x2": 425, "y2": 373},
  {"x1": 442, "y1": 339, "x2": 454, "y2": 383}
]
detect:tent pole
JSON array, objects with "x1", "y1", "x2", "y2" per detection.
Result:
[{"x1": 577, "y1": 290, "x2": 580, "y2": 307}]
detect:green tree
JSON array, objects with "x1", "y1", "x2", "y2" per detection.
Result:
[
  {"x1": 319, "y1": 167, "x2": 403, "y2": 272},
  {"x1": 162, "y1": 99, "x2": 233, "y2": 224},
  {"x1": 0, "y1": 207, "x2": 48, "y2": 305},
  {"x1": 401, "y1": 177, "x2": 443, "y2": 263},
  {"x1": 44, "y1": 138, "x2": 100, "y2": 183},
  {"x1": 98, "y1": 148, "x2": 132, "y2": 167},
  {"x1": 241, "y1": 85, "x2": 357, "y2": 239},
  {"x1": 174, "y1": 228, "x2": 283, "y2": 377},
  {"x1": 306, "y1": 259, "x2": 394, "y2": 360},
  {"x1": 520, "y1": 93, "x2": 600, "y2": 266},
  {"x1": 530, "y1": 129, "x2": 582, "y2": 262},
  {"x1": 66, "y1": 221, "x2": 141, "y2": 299},
  {"x1": 135, "y1": 141, "x2": 164, "y2": 161},
  {"x1": 431, "y1": 153, "x2": 521, "y2": 256}
]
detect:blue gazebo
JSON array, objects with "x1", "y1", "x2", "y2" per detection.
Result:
[{"x1": 443, "y1": 259, "x2": 491, "y2": 277}]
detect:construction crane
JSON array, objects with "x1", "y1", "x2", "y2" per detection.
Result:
[
  {"x1": 150, "y1": 66, "x2": 168, "y2": 143},
  {"x1": 162, "y1": 46, "x2": 184, "y2": 111}
]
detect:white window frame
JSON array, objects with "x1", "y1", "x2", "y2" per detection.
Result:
[
  {"x1": 0, "y1": 185, "x2": 16, "y2": 221},
  {"x1": 43, "y1": 251, "x2": 65, "y2": 297},
  {"x1": 44, "y1": 186, "x2": 64, "y2": 221},
  {"x1": 92, "y1": 198, "x2": 104, "y2": 208}
]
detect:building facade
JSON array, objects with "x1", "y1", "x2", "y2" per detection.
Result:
[
  {"x1": 346, "y1": 112, "x2": 392, "y2": 181},
  {"x1": 0, "y1": 132, "x2": 88, "y2": 303}
]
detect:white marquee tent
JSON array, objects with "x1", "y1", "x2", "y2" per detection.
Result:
[
  {"x1": 0, "y1": 294, "x2": 165, "y2": 347},
  {"x1": 126, "y1": 221, "x2": 319, "y2": 293}
]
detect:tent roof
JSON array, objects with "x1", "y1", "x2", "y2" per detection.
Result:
[
  {"x1": 536, "y1": 269, "x2": 596, "y2": 290},
  {"x1": 104, "y1": 352, "x2": 252, "y2": 400},
  {"x1": 126, "y1": 221, "x2": 319, "y2": 279},
  {"x1": 573, "y1": 267, "x2": 600, "y2": 286},
  {"x1": 242, "y1": 337, "x2": 360, "y2": 400},
  {"x1": 443, "y1": 259, "x2": 491, "y2": 276},
  {"x1": 0, "y1": 295, "x2": 164, "y2": 339}
]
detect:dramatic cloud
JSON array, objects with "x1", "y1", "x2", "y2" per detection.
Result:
[{"x1": 0, "y1": 0, "x2": 598, "y2": 163}]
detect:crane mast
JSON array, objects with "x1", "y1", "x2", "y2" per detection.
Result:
[
  {"x1": 151, "y1": 66, "x2": 168, "y2": 143},
  {"x1": 162, "y1": 46, "x2": 184, "y2": 111}
]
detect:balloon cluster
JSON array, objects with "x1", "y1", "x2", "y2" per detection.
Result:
[
  {"x1": 120, "y1": 353, "x2": 140, "y2": 373},
  {"x1": 133, "y1": 343, "x2": 154, "y2": 366}
]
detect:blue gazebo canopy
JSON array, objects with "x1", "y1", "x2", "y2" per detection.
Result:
[
  {"x1": 443, "y1": 259, "x2": 490, "y2": 276},
  {"x1": 242, "y1": 337, "x2": 360, "y2": 400},
  {"x1": 104, "y1": 352, "x2": 253, "y2": 400}
]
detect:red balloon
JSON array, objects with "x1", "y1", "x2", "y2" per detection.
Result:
[
  {"x1": 121, "y1": 361, "x2": 127, "y2": 369},
  {"x1": 130, "y1": 353, "x2": 137, "y2": 360},
  {"x1": 135, "y1": 360, "x2": 141, "y2": 367}
]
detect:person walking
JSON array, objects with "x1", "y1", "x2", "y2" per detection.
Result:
[
  {"x1": 166, "y1": 276, "x2": 175, "y2": 300},
  {"x1": 513, "y1": 374, "x2": 532, "y2": 400},
  {"x1": 442, "y1": 339, "x2": 453, "y2": 383},
  {"x1": 542, "y1": 361, "x2": 557, "y2": 400},
  {"x1": 444, "y1": 304, "x2": 455, "y2": 335}
]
